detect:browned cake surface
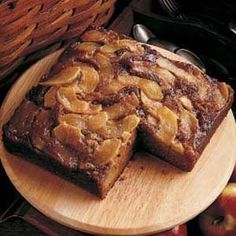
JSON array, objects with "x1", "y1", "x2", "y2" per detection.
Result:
[{"x1": 3, "y1": 27, "x2": 234, "y2": 198}]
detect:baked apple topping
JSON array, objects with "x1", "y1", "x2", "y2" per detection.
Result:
[
  {"x1": 39, "y1": 27, "x2": 231, "y2": 167},
  {"x1": 81, "y1": 29, "x2": 119, "y2": 45},
  {"x1": 53, "y1": 123, "x2": 84, "y2": 147},
  {"x1": 57, "y1": 87, "x2": 101, "y2": 114},
  {"x1": 75, "y1": 42, "x2": 99, "y2": 54},
  {"x1": 101, "y1": 81, "x2": 126, "y2": 95},
  {"x1": 58, "y1": 114, "x2": 86, "y2": 129},
  {"x1": 119, "y1": 114, "x2": 140, "y2": 133},
  {"x1": 104, "y1": 102, "x2": 130, "y2": 120},
  {"x1": 178, "y1": 109, "x2": 199, "y2": 144},
  {"x1": 94, "y1": 138, "x2": 122, "y2": 165},
  {"x1": 153, "y1": 106, "x2": 178, "y2": 144},
  {"x1": 138, "y1": 79, "x2": 163, "y2": 101},
  {"x1": 212, "y1": 83, "x2": 229, "y2": 110},
  {"x1": 86, "y1": 112, "x2": 108, "y2": 131},
  {"x1": 179, "y1": 96, "x2": 193, "y2": 111},
  {"x1": 104, "y1": 93, "x2": 139, "y2": 120},
  {"x1": 40, "y1": 66, "x2": 81, "y2": 86},
  {"x1": 77, "y1": 64, "x2": 99, "y2": 93},
  {"x1": 156, "y1": 57, "x2": 196, "y2": 83},
  {"x1": 140, "y1": 91, "x2": 162, "y2": 116},
  {"x1": 118, "y1": 74, "x2": 141, "y2": 86},
  {"x1": 94, "y1": 52, "x2": 114, "y2": 86},
  {"x1": 99, "y1": 39, "x2": 143, "y2": 55}
]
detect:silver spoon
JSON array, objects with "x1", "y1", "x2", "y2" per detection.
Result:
[
  {"x1": 229, "y1": 22, "x2": 236, "y2": 35},
  {"x1": 133, "y1": 24, "x2": 206, "y2": 72}
]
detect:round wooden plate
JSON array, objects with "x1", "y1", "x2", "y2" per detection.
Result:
[{"x1": 0, "y1": 48, "x2": 236, "y2": 236}]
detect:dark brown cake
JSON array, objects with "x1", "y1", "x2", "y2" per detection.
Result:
[{"x1": 3, "y1": 27, "x2": 234, "y2": 198}]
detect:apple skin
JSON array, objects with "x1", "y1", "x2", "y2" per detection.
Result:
[
  {"x1": 229, "y1": 164, "x2": 236, "y2": 182},
  {"x1": 153, "y1": 224, "x2": 187, "y2": 236},
  {"x1": 199, "y1": 183, "x2": 236, "y2": 236}
]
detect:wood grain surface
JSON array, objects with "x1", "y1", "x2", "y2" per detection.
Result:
[{"x1": 0, "y1": 48, "x2": 236, "y2": 236}]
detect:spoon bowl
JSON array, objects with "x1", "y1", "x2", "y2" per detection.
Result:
[{"x1": 176, "y1": 48, "x2": 206, "y2": 72}]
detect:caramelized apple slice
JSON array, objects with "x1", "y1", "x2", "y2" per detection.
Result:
[
  {"x1": 86, "y1": 112, "x2": 108, "y2": 131},
  {"x1": 44, "y1": 86, "x2": 58, "y2": 108},
  {"x1": 40, "y1": 67, "x2": 81, "y2": 86},
  {"x1": 94, "y1": 52, "x2": 114, "y2": 84},
  {"x1": 120, "y1": 114, "x2": 140, "y2": 133},
  {"x1": 104, "y1": 93, "x2": 139, "y2": 120},
  {"x1": 99, "y1": 44, "x2": 117, "y2": 54},
  {"x1": 116, "y1": 39, "x2": 140, "y2": 51},
  {"x1": 79, "y1": 64, "x2": 99, "y2": 93},
  {"x1": 94, "y1": 138, "x2": 121, "y2": 165},
  {"x1": 54, "y1": 123, "x2": 83, "y2": 147},
  {"x1": 218, "y1": 82, "x2": 229, "y2": 100},
  {"x1": 139, "y1": 79, "x2": 163, "y2": 101},
  {"x1": 118, "y1": 75, "x2": 141, "y2": 86},
  {"x1": 75, "y1": 42, "x2": 99, "y2": 54},
  {"x1": 179, "y1": 109, "x2": 199, "y2": 142},
  {"x1": 57, "y1": 87, "x2": 101, "y2": 114},
  {"x1": 59, "y1": 112, "x2": 108, "y2": 133},
  {"x1": 147, "y1": 115, "x2": 158, "y2": 127},
  {"x1": 96, "y1": 114, "x2": 139, "y2": 140},
  {"x1": 212, "y1": 83, "x2": 229, "y2": 110},
  {"x1": 58, "y1": 114, "x2": 86, "y2": 129},
  {"x1": 81, "y1": 29, "x2": 119, "y2": 44},
  {"x1": 155, "y1": 67, "x2": 176, "y2": 91},
  {"x1": 100, "y1": 39, "x2": 140, "y2": 54},
  {"x1": 121, "y1": 131, "x2": 132, "y2": 143},
  {"x1": 153, "y1": 106, "x2": 178, "y2": 144},
  {"x1": 156, "y1": 57, "x2": 196, "y2": 83},
  {"x1": 156, "y1": 67, "x2": 175, "y2": 85},
  {"x1": 141, "y1": 91, "x2": 162, "y2": 118},
  {"x1": 102, "y1": 81, "x2": 126, "y2": 95},
  {"x1": 80, "y1": 30, "x2": 107, "y2": 43},
  {"x1": 101, "y1": 74, "x2": 141, "y2": 95},
  {"x1": 179, "y1": 96, "x2": 193, "y2": 111},
  {"x1": 104, "y1": 103, "x2": 129, "y2": 120}
]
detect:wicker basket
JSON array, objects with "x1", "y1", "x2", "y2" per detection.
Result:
[{"x1": 0, "y1": 0, "x2": 117, "y2": 85}]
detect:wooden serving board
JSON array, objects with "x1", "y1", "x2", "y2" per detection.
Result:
[{"x1": 0, "y1": 49, "x2": 236, "y2": 236}]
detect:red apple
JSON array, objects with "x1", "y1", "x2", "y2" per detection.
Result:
[
  {"x1": 230, "y1": 164, "x2": 236, "y2": 182},
  {"x1": 152, "y1": 224, "x2": 187, "y2": 236},
  {"x1": 199, "y1": 183, "x2": 236, "y2": 236}
]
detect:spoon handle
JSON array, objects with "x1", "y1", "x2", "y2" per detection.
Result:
[{"x1": 148, "y1": 38, "x2": 179, "y2": 52}]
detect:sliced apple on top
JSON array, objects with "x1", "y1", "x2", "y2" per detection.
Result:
[
  {"x1": 40, "y1": 66, "x2": 81, "y2": 86},
  {"x1": 57, "y1": 87, "x2": 101, "y2": 114},
  {"x1": 179, "y1": 109, "x2": 199, "y2": 143},
  {"x1": 53, "y1": 123, "x2": 84, "y2": 148},
  {"x1": 94, "y1": 138, "x2": 122, "y2": 165},
  {"x1": 58, "y1": 113, "x2": 86, "y2": 129},
  {"x1": 93, "y1": 52, "x2": 114, "y2": 88},
  {"x1": 75, "y1": 42, "x2": 99, "y2": 54},
  {"x1": 78, "y1": 64, "x2": 100, "y2": 93},
  {"x1": 153, "y1": 106, "x2": 178, "y2": 144},
  {"x1": 99, "y1": 39, "x2": 141, "y2": 54},
  {"x1": 119, "y1": 114, "x2": 140, "y2": 133},
  {"x1": 86, "y1": 112, "x2": 109, "y2": 131},
  {"x1": 138, "y1": 79, "x2": 163, "y2": 101}
]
